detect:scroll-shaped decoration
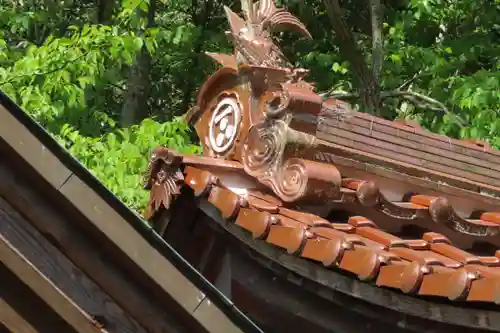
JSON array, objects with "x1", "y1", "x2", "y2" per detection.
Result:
[
  {"x1": 242, "y1": 120, "x2": 287, "y2": 183},
  {"x1": 143, "y1": 148, "x2": 185, "y2": 219},
  {"x1": 242, "y1": 120, "x2": 341, "y2": 202},
  {"x1": 263, "y1": 90, "x2": 290, "y2": 119},
  {"x1": 276, "y1": 158, "x2": 341, "y2": 202},
  {"x1": 262, "y1": 83, "x2": 322, "y2": 119}
]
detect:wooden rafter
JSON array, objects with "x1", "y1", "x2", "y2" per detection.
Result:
[
  {"x1": 0, "y1": 297, "x2": 38, "y2": 333},
  {"x1": 0, "y1": 234, "x2": 105, "y2": 333}
]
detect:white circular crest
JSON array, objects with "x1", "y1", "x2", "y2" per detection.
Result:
[{"x1": 208, "y1": 97, "x2": 241, "y2": 154}]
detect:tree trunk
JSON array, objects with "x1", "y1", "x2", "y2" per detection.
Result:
[
  {"x1": 179, "y1": 0, "x2": 213, "y2": 116},
  {"x1": 370, "y1": 0, "x2": 383, "y2": 88},
  {"x1": 97, "y1": 0, "x2": 115, "y2": 25},
  {"x1": 120, "y1": 0, "x2": 156, "y2": 127},
  {"x1": 323, "y1": 0, "x2": 381, "y2": 116}
]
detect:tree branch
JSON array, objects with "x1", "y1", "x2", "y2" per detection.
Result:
[
  {"x1": 370, "y1": 0, "x2": 383, "y2": 86},
  {"x1": 120, "y1": 0, "x2": 156, "y2": 126},
  {"x1": 382, "y1": 90, "x2": 466, "y2": 126},
  {"x1": 0, "y1": 50, "x2": 91, "y2": 87},
  {"x1": 323, "y1": 0, "x2": 381, "y2": 116},
  {"x1": 324, "y1": 89, "x2": 467, "y2": 127}
]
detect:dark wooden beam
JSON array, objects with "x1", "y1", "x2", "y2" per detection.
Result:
[
  {"x1": 0, "y1": 234, "x2": 104, "y2": 333},
  {"x1": 158, "y1": 187, "x2": 200, "y2": 252},
  {"x1": 0, "y1": 109, "x2": 250, "y2": 333},
  {"x1": 0, "y1": 196, "x2": 147, "y2": 333},
  {"x1": 0, "y1": 162, "x2": 196, "y2": 333},
  {"x1": 0, "y1": 263, "x2": 77, "y2": 333},
  {"x1": 230, "y1": 250, "x2": 410, "y2": 333},
  {"x1": 0, "y1": 322, "x2": 11, "y2": 333},
  {"x1": 166, "y1": 210, "x2": 227, "y2": 289},
  {"x1": 0, "y1": 296, "x2": 37, "y2": 333}
]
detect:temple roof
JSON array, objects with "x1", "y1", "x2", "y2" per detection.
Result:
[{"x1": 143, "y1": 2, "x2": 500, "y2": 328}]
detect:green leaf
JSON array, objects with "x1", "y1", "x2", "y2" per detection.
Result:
[
  {"x1": 389, "y1": 54, "x2": 402, "y2": 63},
  {"x1": 122, "y1": 50, "x2": 133, "y2": 64},
  {"x1": 133, "y1": 37, "x2": 143, "y2": 51}
]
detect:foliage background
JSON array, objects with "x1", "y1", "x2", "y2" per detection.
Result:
[{"x1": 0, "y1": 0, "x2": 499, "y2": 213}]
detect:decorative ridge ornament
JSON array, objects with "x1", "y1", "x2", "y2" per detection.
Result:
[
  {"x1": 143, "y1": 148, "x2": 185, "y2": 220},
  {"x1": 230, "y1": 0, "x2": 312, "y2": 38},
  {"x1": 219, "y1": 0, "x2": 311, "y2": 70},
  {"x1": 147, "y1": 0, "x2": 349, "y2": 210}
]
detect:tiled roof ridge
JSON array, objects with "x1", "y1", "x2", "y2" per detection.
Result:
[
  {"x1": 146, "y1": 147, "x2": 500, "y2": 240},
  {"x1": 143, "y1": 149, "x2": 500, "y2": 305},
  {"x1": 314, "y1": 111, "x2": 500, "y2": 198},
  {"x1": 347, "y1": 115, "x2": 495, "y2": 156}
]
